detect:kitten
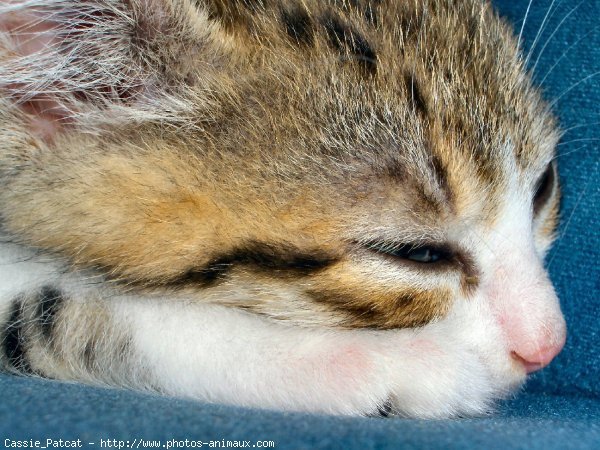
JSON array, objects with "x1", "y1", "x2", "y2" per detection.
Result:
[{"x1": 0, "y1": 0, "x2": 566, "y2": 418}]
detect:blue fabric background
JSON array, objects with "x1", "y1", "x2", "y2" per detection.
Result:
[
  {"x1": 1, "y1": 1, "x2": 598, "y2": 448},
  {"x1": 506, "y1": 0, "x2": 600, "y2": 401}
]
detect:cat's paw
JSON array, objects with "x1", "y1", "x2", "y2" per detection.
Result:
[
  {"x1": 380, "y1": 338, "x2": 498, "y2": 418},
  {"x1": 363, "y1": 308, "x2": 522, "y2": 418},
  {"x1": 284, "y1": 324, "x2": 511, "y2": 418}
]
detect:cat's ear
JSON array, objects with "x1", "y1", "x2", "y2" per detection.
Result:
[{"x1": 0, "y1": 0, "x2": 233, "y2": 142}]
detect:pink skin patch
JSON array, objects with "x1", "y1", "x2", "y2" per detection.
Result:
[
  {"x1": 408, "y1": 338, "x2": 443, "y2": 356},
  {"x1": 289, "y1": 342, "x2": 374, "y2": 397},
  {"x1": 316, "y1": 337, "x2": 444, "y2": 394},
  {"x1": 306, "y1": 344, "x2": 371, "y2": 396},
  {"x1": 326, "y1": 345, "x2": 371, "y2": 380},
  {"x1": 18, "y1": 97, "x2": 71, "y2": 143}
]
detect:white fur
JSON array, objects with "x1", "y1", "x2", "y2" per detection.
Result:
[
  {"x1": 119, "y1": 297, "x2": 501, "y2": 417},
  {"x1": 0, "y1": 241, "x2": 63, "y2": 306}
]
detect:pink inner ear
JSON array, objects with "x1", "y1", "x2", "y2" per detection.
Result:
[
  {"x1": 1, "y1": 0, "x2": 196, "y2": 143},
  {"x1": 0, "y1": 8, "x2": 57, "y2": 55},
  {"x1": 1, "y1": 7, "x2": 71, "y2": 142}
]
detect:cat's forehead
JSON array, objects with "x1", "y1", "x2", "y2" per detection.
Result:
[
  {"x1": 213, "y1": 0, "x2": 559, "y2": 182},
  {"x1": 148, "y1": 0, "x2": 561, "y2": 232}
]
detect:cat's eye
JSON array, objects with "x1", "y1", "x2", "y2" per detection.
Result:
[
  {"x1": 367, "y1": 243, "x2": 448, "y2": 264},
  {"x1": 533, "y1": 163, "x2": 556, "y2": 214}
]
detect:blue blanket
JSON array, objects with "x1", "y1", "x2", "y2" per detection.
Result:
[{"x1": 1, "y1": 1, "x2": 598, "y2": 448}]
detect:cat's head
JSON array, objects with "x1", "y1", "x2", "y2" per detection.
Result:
[{"x1": 0, "y1": 0, "x2": 565, "y2": 398}]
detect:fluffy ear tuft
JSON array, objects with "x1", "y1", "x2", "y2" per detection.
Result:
[{"x1": 0, "y1": 0, "x2": 230, "y2": 141}]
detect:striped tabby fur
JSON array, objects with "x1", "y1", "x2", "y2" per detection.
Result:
[{"x1": 0, "y1": 0, "x2": 566, "y2": 417}]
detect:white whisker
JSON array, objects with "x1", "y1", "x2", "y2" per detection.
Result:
[
  {"x1": 554, "y1": 144, "x2": 595, "y2": 161},
  {"x1": 549, "y1": 71, "x2": 600, "y2": 108},
  {"x1": 525, "y1": 0, "x2": 560, "y2": 68},
  {"x1": 560, "y1": 121, "x2": 600, "y2": 135},
  {"x1": 540, "y1": 24, "x2": 600, "y2": 85},
  {"x1": 531, "y1": 0, "x2": 585, "y2": 75},
  {"x1": 547, "y1": 170, "x2": 595, "y2": 269},
  {"x1": 557, "y1": 138, "x2": 600, "y2": 147},
  {"x1": 518, "y1": 0, "x2": 535, "y2": 55}
]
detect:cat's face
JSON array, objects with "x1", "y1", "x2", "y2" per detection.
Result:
[{"x1": 0, "y1": 0, "x2": 566, "y2": 399}]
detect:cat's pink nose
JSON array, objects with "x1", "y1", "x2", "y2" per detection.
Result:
[{"x1": 511, "y1": 338, "x2": 565, "y2": 374}]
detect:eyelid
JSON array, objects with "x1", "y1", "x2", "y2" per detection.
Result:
[
  {"x1": 358, "y1": 240, "x2": 479, "y2": 287},
  {"x1": 362, "y1": 241, "x2": 453, "y2": 263}
]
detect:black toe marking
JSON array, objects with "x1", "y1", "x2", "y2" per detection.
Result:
[
  {"x1": 377, "y1": 399, "x2": 394, "y2": 417},
  {"x1": 3, "y1": 298, "x2": 32, "y2": 373},
  {"x1": 82, "y1": 338, "x2": 96, "y2": 371},
  {"x1": 37, "y1": 286, "x2": 65, "y2": 340},
  {"x1": 366, "y1": 399, "x2": 394, "y2": 418}
]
